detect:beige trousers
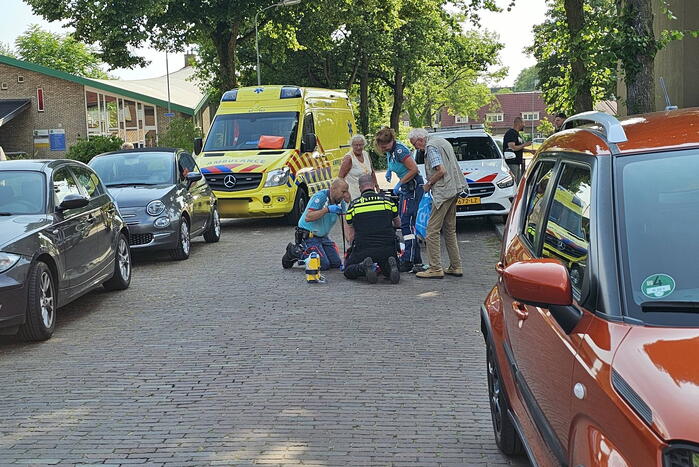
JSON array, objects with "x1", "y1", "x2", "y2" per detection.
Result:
[{"x1": 426, "y1": 195, "x2": 460, "y2": 271}]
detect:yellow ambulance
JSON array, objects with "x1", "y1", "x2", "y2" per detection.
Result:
[{"x1": 194, "y1": 86, "x2": 358, "y2": 223}]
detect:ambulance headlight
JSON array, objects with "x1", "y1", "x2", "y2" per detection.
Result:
[{"x1": 265, "y1": 168, "x2": 290, "y2": 187}]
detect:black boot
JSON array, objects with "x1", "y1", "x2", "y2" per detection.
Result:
[
  {"x1": 398, "y1": 261, "x2": 413, "y2": 273},
  {"x1": 362, "y1": 257, "x2": 377, "y2": 284},
  {"x1": 388, "y1": 257, "x2": 400, "y2": 284}
]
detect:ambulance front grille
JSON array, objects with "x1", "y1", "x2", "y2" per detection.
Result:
[{"x1": 205, "y1": 173, "x2": 263, "y2": 192}]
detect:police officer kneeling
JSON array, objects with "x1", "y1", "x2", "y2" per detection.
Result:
[{"x1": 344, "y1": 174, "x2": 401, "y2": 284}]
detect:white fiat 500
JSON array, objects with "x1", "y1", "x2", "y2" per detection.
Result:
[{"x1": 416, "y1": 125, "x2": 517, "y2": 218}]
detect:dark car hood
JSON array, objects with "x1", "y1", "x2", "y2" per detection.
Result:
[
  {"x1": 107, "y1": 185, "x2": 176, "y2": 208},
  {"x1": 613, "y1": 327, "x2": 699, "y2": 441},
  {"x1": 0, "y1": 215, "x2": 53, "y2": 252}
]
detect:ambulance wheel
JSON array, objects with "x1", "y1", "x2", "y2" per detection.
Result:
[
  {"x1": 282, "y1": 253, "x2": 295, "y2": 269},
  {"x1": 285, "y1": 187, "x2": 308, "y2": 226}
]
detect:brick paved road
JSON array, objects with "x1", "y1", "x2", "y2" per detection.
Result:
[{"x1": 0, "y1": 217, "x2": 530, "y2": 466}]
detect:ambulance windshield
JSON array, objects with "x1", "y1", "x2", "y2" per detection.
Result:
[{"x1": 203, "y1": 112, "x2": 299, "y2": 151}]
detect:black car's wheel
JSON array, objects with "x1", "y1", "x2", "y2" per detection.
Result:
[
  {"x1": 103, "y1": 233, "x2": 132, "y2": 291},
  {"x1": 284, "y1": 187, "x2": 308, "y2": 226},
  {"x1": 170, "y1": 217, "x2": 191, "y2": 260},
  {"x1": 203, "y1": 206, "x2": 221, "y2": 243},
  {"x1": 18, "y1": 261, "x2": 56, "y2": 341},
  {"x1": 487, "y1": 340, "x2": 523, "y2": 456}
]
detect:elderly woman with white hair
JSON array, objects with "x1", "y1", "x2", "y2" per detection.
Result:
[{"x1": 338, "y1": 134, "x2": 379, "y2": 201}]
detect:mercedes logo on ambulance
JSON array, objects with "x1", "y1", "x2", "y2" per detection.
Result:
[{"x1": 223, "y1": 175, "x2": 237, "y2": 188}]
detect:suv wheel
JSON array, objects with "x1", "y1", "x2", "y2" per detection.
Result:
[
  {"x1": 103, "y1": 233, "x2": 132, "y2": 291},
  {"x1": 285, "y1": 187, "x2": 308, "y2": 226},
  {"x1": 18, "y1": 261, "x2": 56, "y2": 341},
  {"x1": 203, "y1": 206, "x2": 221, "y2": 243},
  {"x1": 487, "y1": 340, "x2": 523, "y2": 456},
  {"x1": 170, "y1": 217, "x2": 191, "y2": 260}
]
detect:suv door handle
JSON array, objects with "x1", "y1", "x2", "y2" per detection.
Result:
[{"x1": 512, "y1": 301, "x2": 529, "y2": 320}]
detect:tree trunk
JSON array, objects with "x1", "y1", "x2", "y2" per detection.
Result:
[
  {"x1": 563, "y1": 0, "x2": 593, "y2": 113},
  {"x1": 359, "y1": 52, "x2": 370, "y2": 135},
  {"x1": 211, "y1": 22, "x2": 238, "y2": 91},
  {"x1": 621, "y1": 0, "x2": 656, "y2": 114},
  {"x1": 390, "y1": 69, "x2": 404, "y2": 132}
]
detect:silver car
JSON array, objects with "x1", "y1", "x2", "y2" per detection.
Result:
[{"x1": 90, "y1": 148, "x2": 221, "y2": 260}]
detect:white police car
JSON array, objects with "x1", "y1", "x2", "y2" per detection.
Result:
[{"x1": 416, "y1": 125, "x2": 516, "y2": 218}]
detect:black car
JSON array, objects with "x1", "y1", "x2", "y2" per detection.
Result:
[
  {"x1": 89, "y1": 149, "x2": 220, "y2": 260},
  {"x1": 0, "y1": 160, "x2": 131, "y2": 341}
]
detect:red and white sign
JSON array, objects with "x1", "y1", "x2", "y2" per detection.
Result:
[{"x1": 37, "y1": 88, "x2": 45, "y2": 112}]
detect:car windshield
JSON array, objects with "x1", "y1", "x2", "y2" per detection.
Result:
[
  {"x1": 616, "y1": 149, "x2": 699, "y2": 326},
  {"x1": 0, "y1": 170, "x2": 45, "y2": 215},
  {"x1": 90, "y1": 152, "x2": 174, "y2": 186},
  {"x1": 203, "y1": 112, "x2": 299, "y2": 152},
  {"x1": 415, "y1": 136, "x2": 501, "y2": 164}
]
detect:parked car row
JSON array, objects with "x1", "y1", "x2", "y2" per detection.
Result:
[{"x1": 0, "y1": 148, "x2": 220, "y2": 341}]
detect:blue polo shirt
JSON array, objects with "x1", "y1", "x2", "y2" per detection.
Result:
[
  {"x1": 385, "y1": 142, "x2": 412, "y2": 179},
  {"x1": 298, "y1": 189, "x2": 347, "y2": 237}
]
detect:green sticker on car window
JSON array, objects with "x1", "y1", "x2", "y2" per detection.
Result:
[{"x1": 641, "y1": 274, "x2": 676, "y2": 299}]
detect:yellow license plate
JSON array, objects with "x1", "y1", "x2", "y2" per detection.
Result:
[{"x1": 457, "y1": 197, "x2": 481, "y2": 206}]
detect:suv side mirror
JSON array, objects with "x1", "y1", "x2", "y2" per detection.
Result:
[
  {"x1": 503, "y1": 259, "x2": 572, "y2": 306},
  {"x1": 301, "y1": 133, "x2": 317, "y2": 153},
  {"x1": 504, "y1": 151, "x2": 516, "y2": 160},
  {"x1": 502, "y1": 259, "x2": 582, "y2": 334},
  {"x1": 57, "y1": 194, "x2": 89, "y2": 211},
  {"x1": 193, "y1": 137, "x2": 203, "y2": 155}
]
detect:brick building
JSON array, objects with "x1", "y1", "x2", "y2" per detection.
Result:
[
  {"x1": 0, "y1": 55, "x2": 207, "y2": 158},
  {"x1": 439, "y1": 91, "x2": 551, "y2": 138}
]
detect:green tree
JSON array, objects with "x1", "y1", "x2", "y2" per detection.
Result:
[
  {"x1": 536, "y1": 119, "x2": 555, "y2": 136},
  {"x1": 403, "y1": 31, "x2": 504, "y2": 127},
  {"x1": 14, "y1": 25, "x2": 109, "y2": 79},
  {"x1": 528, "y1": 0, "x2": 617, "y2": 115},
  {"x1": 67, "y1": 136, "x2": 124, "y2": 164},
  {"x1": 0, "y1": 42, "x2": 16, "y2": 58},
  {"x1": 513, "y1": 65, "x2": 539, "y2": 91},
  {"x1": 159, "y1": 118, "x2": 204, "y2": 152},
  {"x1": 531, "y1": 0, "x2": 697, "y2": 115}
]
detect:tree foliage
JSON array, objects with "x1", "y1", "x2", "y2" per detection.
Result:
[
  {"x1": 530, "y1": 0, "x2": 697, "y2": 115},
  {"x1": 513, "y1": 65, "x2": 539, "y2": 91},
  {"x1": 528, "y1": 0, "x2": 617, "y2": 115},
  {"x1": 25, "y1": 0, "x2": 507, "y2": 132},
  {"x1": 67, "y1": 136, "x2": 123, "y2": 164},
  {"x1": 0, "y1": 42, "x2": 16, "y2": 58},
  {"x1": 159, "y1": 118, "x2": 204, "y2": 152},
  {"x1": 14, "y1": 25, "x2": 109, "y2": 79}
]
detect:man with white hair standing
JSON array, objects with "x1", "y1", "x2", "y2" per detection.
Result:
[{"x1": 408, "y1": 128, "x2": 466, "y2": 279}]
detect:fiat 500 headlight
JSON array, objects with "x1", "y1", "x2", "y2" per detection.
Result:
[
  {"x1": 265, "y1": 168, "x2": 290, "y2": 187},
  {"x1": 0, "y1": 252, "x2": 21, "y2": 274},
  {"x1": 146, "y1": 200, "x2": 166, "y2": 216}
]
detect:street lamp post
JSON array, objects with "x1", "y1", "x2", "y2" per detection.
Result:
[
  {"x1": 255, "y1": 0, "x2": 302, "y2": 86},
  {"x1": 531, "y1": 79, "x2": 539, "y2": 140}
]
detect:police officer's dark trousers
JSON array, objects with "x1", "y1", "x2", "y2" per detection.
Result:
[{"x1": 344, "y1": 246, "x2": 397, "y2": 280}]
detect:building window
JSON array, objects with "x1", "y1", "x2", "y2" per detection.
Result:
[
  {"x1": 86, "y1": 91, "x2": 101, "y2": 136},
  {"x1": 486, "y1": 113, "x2": 504, "y2": 122},
  {"x1": 124, "y1": 100, "x2": 138, "y2": 130},
  {"x1": 454, "y1": 115, "x2": 469, "y2": 124},
  {"x1": 522, "y1": 112, "x2": 540, "y2": 121}
]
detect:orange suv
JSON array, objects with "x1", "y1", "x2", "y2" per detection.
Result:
[{"x1": 482, "y1": 109, "x2": 699, "y2": 466}]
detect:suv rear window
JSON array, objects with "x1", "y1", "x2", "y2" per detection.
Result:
[
  {"x1": 415, "y1": 136, "x2": 500, "y2": 163},
  {"x1": 616, "y1": 149, "x2": 699, "y2": 326}
]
